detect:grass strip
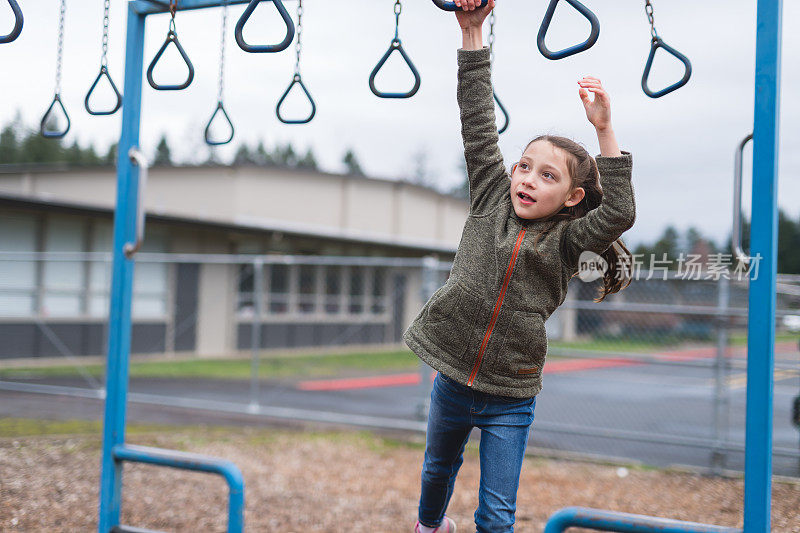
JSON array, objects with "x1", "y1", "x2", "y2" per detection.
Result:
[{"x1": 4, "y1": 333, "x2": 793, "y2": 380}]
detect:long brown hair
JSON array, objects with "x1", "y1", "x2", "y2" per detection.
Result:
[{"x1": 519, "y1": 135, "x2": 633, "y2": 302}]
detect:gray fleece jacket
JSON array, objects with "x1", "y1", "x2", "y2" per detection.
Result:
[{"x1": 402, "y1": 46, "x2": 636, "y2": 398}]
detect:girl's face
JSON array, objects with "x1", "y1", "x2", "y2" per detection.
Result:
[{"x1": 509, "y1": 141, "x2": 585, "y2": 221}]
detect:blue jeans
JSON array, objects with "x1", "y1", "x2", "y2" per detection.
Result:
[{"x1": 418, "y1": 371, "x2": 537, "y2": 532}]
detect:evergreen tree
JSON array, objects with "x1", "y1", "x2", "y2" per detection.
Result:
[
  {"x1": 777, "y1": 209, "x2": 800, "y2": 274},
  {"x1": 723, "y1": 211, "x2": 800, "y2": 274},
  {"x1": 20, "y1": 127, "x2": 63, "y2": 163},
  {"x1": 0, "y1": 123, "x2": 18, "y2": 164},
  {"x1": 84, "y1": 145, "x2": 101, "y2": 165},
  {"x1": 0, "y1": 111, "x2": 25, "y2": 164},
  {"x1": 273, "y1": 143, "x2": 297, "y2": 167},
  {"x1": 632, "y1": 243, "x2": 651, "y2": 262},
  {"x1": 342, "y1": 148, "x2": 364, "y2": 176},
  {"x1": 411, "y1": 149, "x2": 433, "y2": 187},
  {"x1": 233, "y1": 143, "x2": 255, "y2": 165},
  {"x1": 630, "y1": 226, "x2": 679, "y2": 269},
  {"x1": 723, "y1": 215, "x2": 750, "y2": 270},
  {"x1": 652, "y1": 226, "x2": 681, "y2": 263},
  {"x1": 448, "y1": 158, "x2": 469, "y2": 199},
  {"x1": 685, "y1": 227, "x2": 704, "y2": 253},
  {"x1": 65, "y1": 141, "x2": 83, "y2": 164},
  {"x1": 154, "y1": 134, "x2": 172, "y2": 165},
  {"x1": 254, "y1": 141, "x2": 272, "y2": 166},
  {"x1": 297, "y1": 148, "x2": 318, "y2": 170},
  {"x1": 104, "y1": 143, "x2": 117, "y2": 165},
  {"x1": 204, "y1": 147, "x2": 221, "y2": 166}
]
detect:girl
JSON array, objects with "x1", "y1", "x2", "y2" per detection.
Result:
[{"x1": 402, "y1": 1, "x2": 636, "y2": 531}]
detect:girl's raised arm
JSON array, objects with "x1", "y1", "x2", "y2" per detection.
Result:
[
  {"x1": 561, "y1": 80, "x2": 635, "y2": 266},
  {"x1": 455, "y1": 0, "x2": 506, "y2": 216}
]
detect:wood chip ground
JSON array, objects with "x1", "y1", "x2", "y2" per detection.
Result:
[{"x1": 1, "y1": 425, "x2": 798, "y2": 532}]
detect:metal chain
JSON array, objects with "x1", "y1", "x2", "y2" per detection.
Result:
[
  {"x1": 488, "y1": 10, "x2": 495, "y2": 64},
  {"x1": 169, "y1": 0, "x2": 178, "y2": 33},
  {"x1": 100, "y1": 0, "x2": 110, "y2": 67},
  {"x1": 644, "y1": 0, "x2": 658, "y2": 41},
  {"x1": 393, "y1": 0, "x2": 402, "y2": 42},
  {"x1": 294, "y1": 0, "x2": 303, "y2": 75},
  {"x1": 217, "y1": 0, "x2": 228, "y2": 102},
  {"x1": 54, "y1": 0, "x2": 67, "y2": 95}
]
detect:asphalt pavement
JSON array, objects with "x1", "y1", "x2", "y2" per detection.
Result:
[{"x1": 2, "y1": 354, "x2": 799, "y2": 477}]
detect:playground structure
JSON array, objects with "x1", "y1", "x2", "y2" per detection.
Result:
[
  {"x1": 8, "y1": 0, "x2": 695, "y2": 142},
  {"x1": 0, "y1": 1, "x2": 784, "y2": 531}
]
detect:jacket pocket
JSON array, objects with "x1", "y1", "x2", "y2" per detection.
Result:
[
  {"x1": 491, "y1": 311, "x2": 547, "y2": 379},
  {"x1": 423, "y1": 281, "x2": 482, "y2": 359}
]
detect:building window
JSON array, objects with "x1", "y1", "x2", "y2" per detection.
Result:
[
  {"x1": 269, "y1": 264, "x2": 289, "y2": 314},
  {"x1": 371, "y1": 267, "x2": 387, "y2": 314},
  {"x1": 325, "y1": 266, "x2": 342, "y2": 314},
  {"x1": 235, "y1": 261, "x2": 392, "y2": 320},
  {"x1": 127, "y1": 232, "x2": 168, "y2": 319},
  {"x1": 88, "y1": 221, "x2": 113, "y2": 317},
  {"x1": 0, "y1": 214, "x2": 168, "y2": 320},
  {"x1": 41, "y1": 216, "x2": 85, "y2": 317},
  {"x1": 237, "y1": 263, "x2": 255, "y2": 315},
  {"x1": 349, "y1": 266, "x2": 364, "y2": 314},
  {"x1": 0, "y1": 212, "x2": 37, "y2": 317},
  {"x1": 88, "y1": 220, "x2": 169, "y2": 319},
  {"x1": 298, "y1": 265, "x2": 317, "y2": 314},
  {"x1": 132, "y1": 265, "x2": 168, "y2": 318}
]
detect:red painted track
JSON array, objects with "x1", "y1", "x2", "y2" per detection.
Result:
[
  {"x1": 297, "y1": 373, "x2": 423, "y2": 391},
  {"x1": 295, "y1": 358, "x2": 638, "y2": 391},
  {"x1": 295, "y1": 342, "x2": 796, "y2": 392}
]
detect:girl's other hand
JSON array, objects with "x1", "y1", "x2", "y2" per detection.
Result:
[
  {"x1": 578, "y1": 76, "x2": 612, "y2": 132},
  {"x1": 455, "y1": 0, "x2": 495, "y2": 30}
]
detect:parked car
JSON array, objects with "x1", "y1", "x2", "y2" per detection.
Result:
[
  {"x1": 783, "y1": 314, "x2": 800, "y2": 332},
  {"x1": 676, "y1": 319, "x2": 715, "y2": 341}
]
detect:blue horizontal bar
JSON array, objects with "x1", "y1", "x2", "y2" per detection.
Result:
[
  {"x1": 113, "y1": 443, "x2": 244, "y2": 491},
  {"x1": 544, "y1": 507, "x2": 742, "y2": 533},
  {"x1": 113, "y1": 444, "x2": 244, "y2": 532},
  {"x1": 131, "y1": 0, "x2": 254, "y2": 15},
  {"x1": 110, "y1": 525, "x2": 163, "y2": 533}
]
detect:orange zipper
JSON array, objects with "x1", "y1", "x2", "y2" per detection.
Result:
[{"x1": 467, "y1": 228, "x2": 526, "y2": 386}]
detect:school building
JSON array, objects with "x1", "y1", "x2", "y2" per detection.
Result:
[
  {"x1": 10, "y1": 160, "x2": 754, "y2": 362},
  {"x1": 1, "y1": 162, "x2": 585, "y2": 360}
]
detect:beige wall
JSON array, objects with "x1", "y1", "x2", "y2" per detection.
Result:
[
  {"x1": 0, "y1": 166, "x2": 467, "y2": 252},
  {"x1": 196, "y1": 262, "x2": 237, "y2": 357}
]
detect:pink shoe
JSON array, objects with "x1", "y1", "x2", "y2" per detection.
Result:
[{"x1": 414, "y1": 516, "x2": 456, "y2": 533}]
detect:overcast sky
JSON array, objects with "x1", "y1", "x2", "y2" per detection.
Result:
[{"x1": 1, "y1": 0, "x2": 798, "y2": 250}]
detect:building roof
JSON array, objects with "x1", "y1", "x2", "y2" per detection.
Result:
[
  {"x1": 0, "y1": 162, "x2": 466, "y2": 254},
  {"x1": 0, "y1": 161, "x2": 465, "y2": 201}
]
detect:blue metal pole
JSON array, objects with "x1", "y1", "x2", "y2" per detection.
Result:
[
  {"x1": 744, "y1": 1, "x2": 782, "y2": 532},
  {"x1": 98, "y1": 3, "x2": 146, "y2": 531},
  {"x1": 544, "y1": 507, "x2": 741, "y2": 533},
  {"x1": 113, "y1": 444, "x2": 245, "y2": 532}
]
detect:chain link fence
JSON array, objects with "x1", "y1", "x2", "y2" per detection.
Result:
[{"x1": 0, "y1": 252, "x2": 798, "y2": 476}]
